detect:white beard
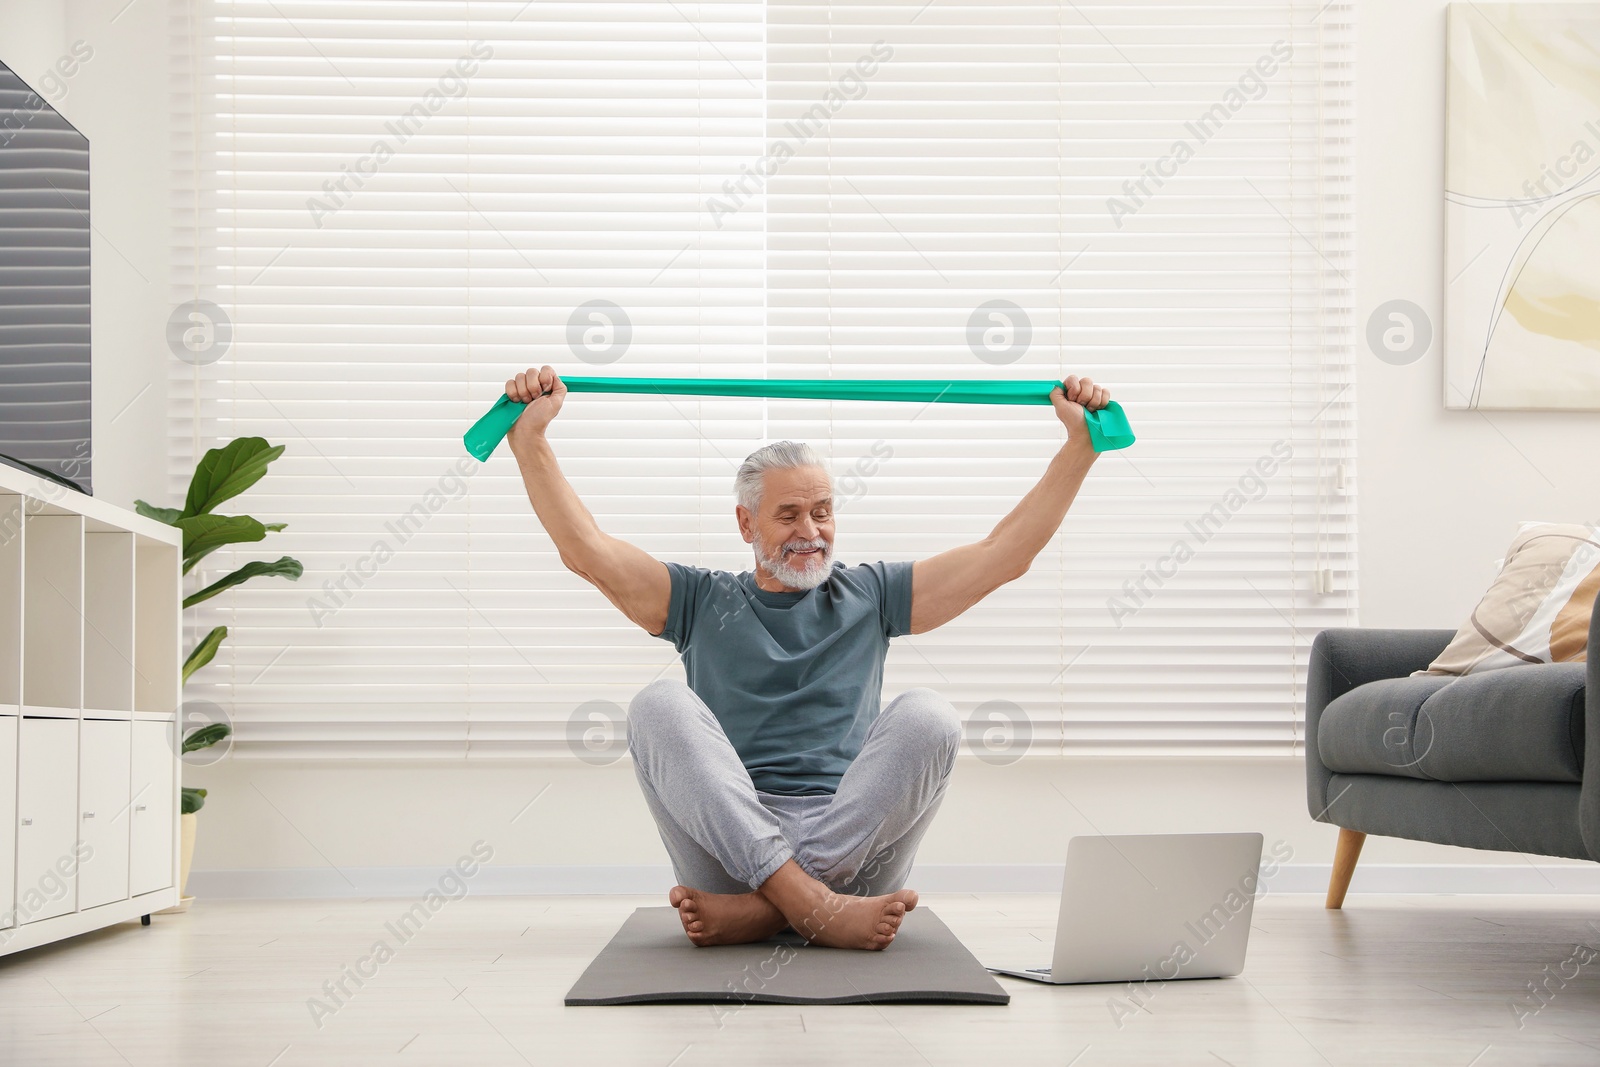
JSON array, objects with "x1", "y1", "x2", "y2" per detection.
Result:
[{"x1": 753, "y1": 534, "x2": 832, "y2": 591}]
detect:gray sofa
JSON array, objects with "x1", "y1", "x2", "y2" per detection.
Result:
[{"x1": 1305, "y1": 595, "x2": 1599, "y2": 906}]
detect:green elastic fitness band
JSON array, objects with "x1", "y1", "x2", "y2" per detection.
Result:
[{"x1": 463, "y1": 377, "x2": 1135, "y2": 461}]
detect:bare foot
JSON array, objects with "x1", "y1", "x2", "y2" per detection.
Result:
[
  {"x1": 800, "y1": 890, "x2": 917, "y2": 950},
  {"x1": 669, "y1": 885, "x2": 790, "y2": 947},
  {"x1": 757, "y1": 859, "x2": 919, "y2": 951}
]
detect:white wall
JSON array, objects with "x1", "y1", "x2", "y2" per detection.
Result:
[
  {"x1": 0, "y1": 0, "x2": 172, "y2": 508},
  {"x1": 184, "y1": 754, "x2": 1594, "y2": 889},
  {"x1": 7, "y1": 0, "x2": 1593, "y2": 890},
  {"x1": 1356, "y1": 0, "x2": 1597, "y2": 630},
  {"x1": 0, "y1": 3, "x2": 64, "y2": 66}
]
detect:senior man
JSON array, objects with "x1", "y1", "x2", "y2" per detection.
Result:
[{"x1": 504, "y1": 366, "x2": 1110, "y2": 950}]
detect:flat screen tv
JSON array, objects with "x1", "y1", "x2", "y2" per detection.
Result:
[{"x1": 0, "y1": 57, "x2": 91, "y2": 495}]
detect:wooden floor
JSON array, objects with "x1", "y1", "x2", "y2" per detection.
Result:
[{"x1": 2, "y1": 893, "x2": 1599, "y2": 1065}]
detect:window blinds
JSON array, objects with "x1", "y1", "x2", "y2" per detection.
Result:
[{"x1": 172, "y1": 0, "x2": 1354, "y2": 759}]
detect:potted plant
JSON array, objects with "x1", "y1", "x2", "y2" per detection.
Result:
[
  {"x1": 177, "y1": 727, "x2": 229, "y2": 905},
  {"x1": 136, "y1": 437, "x2": 302, "y2": 904}
]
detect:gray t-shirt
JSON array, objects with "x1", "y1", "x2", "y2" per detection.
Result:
[{"x1": 650, "y1": 558, "x2": 916, "y2": 796}]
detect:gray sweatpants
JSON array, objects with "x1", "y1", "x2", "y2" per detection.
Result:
[{"x1": 627, "y1": 678, "x2": 961, "y2": 897}]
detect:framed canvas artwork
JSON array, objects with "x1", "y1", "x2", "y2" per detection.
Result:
[{"x1": 1446, "y1": 3, "x2": 1600, "y2": 410}]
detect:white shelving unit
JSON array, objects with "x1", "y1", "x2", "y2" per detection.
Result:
[{"x1": 0, "y1": 463, "x2": 181, "y2": 956}]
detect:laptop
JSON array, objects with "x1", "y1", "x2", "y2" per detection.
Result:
[{"x1": 988, "y1": 832, "x2": 1265, "y2": 985}]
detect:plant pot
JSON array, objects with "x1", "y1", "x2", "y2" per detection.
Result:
[{"x1": 179, "y1": 811, "x2": 197, "y2": 897}]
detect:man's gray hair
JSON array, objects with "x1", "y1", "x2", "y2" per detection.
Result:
[{"x1": 734, "y1": 440, "x2": 829, "y2": 513}]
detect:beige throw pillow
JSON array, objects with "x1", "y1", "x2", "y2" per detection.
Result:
[{"x1": 1419, "y1": 522, "x2": 1600, "y2": 676}]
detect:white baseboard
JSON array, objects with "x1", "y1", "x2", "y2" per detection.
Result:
[{"x1": 185, "y1": 862, "x2": 1600, "y2": 899}]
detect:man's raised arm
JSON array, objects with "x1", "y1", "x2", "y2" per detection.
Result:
[
  {"x1": 907, "y1": 375, "x2": 1110, "y2": 635},
  {"x1": 505, "y1": 365, "x2": 671, "y2": 637}
]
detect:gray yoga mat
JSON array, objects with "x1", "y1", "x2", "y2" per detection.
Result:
[{"x1": 565, "y1": 906, "x2": 1009, "y2": 1006}]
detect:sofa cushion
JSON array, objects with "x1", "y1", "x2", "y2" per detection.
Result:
[
  {"x1": 1318, "y1": 664, "x2": 1586, "y2": 783},
  {"x1": 1318, "y1": 675, "x2": 1456, "y2": 780},
  {"x1": 1419, "y1": 522, "x2": 1599, "y2": 676}
]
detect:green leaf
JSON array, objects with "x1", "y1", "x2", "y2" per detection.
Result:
[
  {"x1": 184, "y1": 556, "x2": 304, "y2": 609},
  {"x1": 177, "y1": 514, "x2": 267, "y2": 573},
  {"x1": 183, "y1": 437, "x2": 285, "y2": 518},
  {"x1": 181, "y1": 786, "x2": 208, "y2": 814},
  {"x1": 134, "y1": 499, "x2": 182, "y2": 525},
  {"x1": 182, "y1": 625, "x2": 227, "y2": 684},
  {"x1": 183, "y1": 722, "x2": 232, "y2": 753}
]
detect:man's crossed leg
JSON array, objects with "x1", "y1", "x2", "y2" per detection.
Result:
[{"x1": 627, "y1": 678, "x2": 961, "y2": 950}]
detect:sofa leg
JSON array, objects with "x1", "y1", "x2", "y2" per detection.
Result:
[{"x1": 1326, "y1": 828, "x2": 1366, "y2": 910}]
